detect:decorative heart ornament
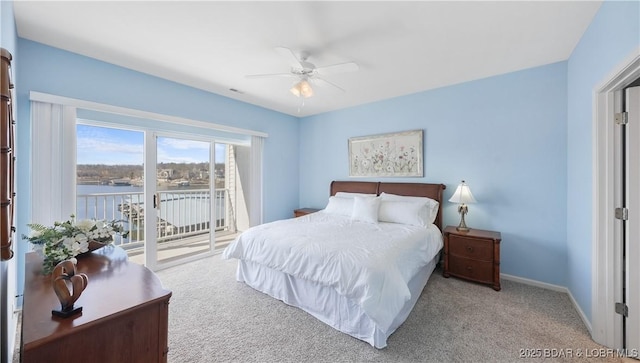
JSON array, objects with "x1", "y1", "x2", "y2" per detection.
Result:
[{"x1": 51, "y1": 259, "x2": 88, "y2": 317}]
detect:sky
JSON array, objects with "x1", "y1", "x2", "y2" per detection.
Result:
[{"x1": 76, "y1": 124, "x2": 226, "y2": 165}]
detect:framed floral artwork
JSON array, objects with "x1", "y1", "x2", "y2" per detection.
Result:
[{"x1": 348, "y1": 129, "x2": 423, "y2": 177}]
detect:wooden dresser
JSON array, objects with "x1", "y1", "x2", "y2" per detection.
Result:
[
  {"x1": 443, "y1": 225, "x2": 502, "y2": 291},
  {"x1": 21, "y1": 246, "x2": 172, "y2": 363}
]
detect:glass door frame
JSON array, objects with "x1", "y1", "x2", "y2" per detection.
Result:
[
  {"x1": 144, "y1": 130, "x2": 217, "y2": 271},
  {"x1": 75, "y1": 117, "x2": 240, "y2": 272}
]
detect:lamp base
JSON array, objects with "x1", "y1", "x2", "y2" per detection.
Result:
[
  {"x1": 52, "y1": 305, "x2": 82, "y2": 318},
  {"x1": 456, "y1": 204, "x2": 470, "y2": 232}
]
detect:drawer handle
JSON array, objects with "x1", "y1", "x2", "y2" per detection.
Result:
[
  {"x1": 466, "y1": 266, "x2": 473, "y2": 271},
  {"x1": 466, "y1": 246, "x2": 474, "y2": 253}
]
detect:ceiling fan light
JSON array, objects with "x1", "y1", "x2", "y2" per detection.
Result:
[
  {"x1": 299, "y1": 80, "x2": 313, "y2": 98},
  {"x1": 290, "y1": 79, "x2": 313, "y2": 98},
  {"x1": 290, "y1": 83, "x2": 302, "y2": 97}
]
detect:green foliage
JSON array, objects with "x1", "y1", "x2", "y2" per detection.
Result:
[{"x1": 23, "y1": 215, "x2": 128, "y2": 274}]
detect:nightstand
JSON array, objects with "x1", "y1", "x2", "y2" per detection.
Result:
[
  {"x1": 443, "y1": 225, "x2": 502, "y2": 291},
  {"x1": 293, "y1": 208, "x2": 321, "y2": 218}
]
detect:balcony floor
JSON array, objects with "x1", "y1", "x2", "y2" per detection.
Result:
[{"x1": 126, "y1": 231, "x2": 239, "y2": 265}]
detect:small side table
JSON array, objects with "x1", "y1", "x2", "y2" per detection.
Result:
[
  {"x1": 294, "y1": 208, "x2": 321, "y2": 218},
  {"x1": 443, "y1": 225, "x2": 502, "y2": 291}
]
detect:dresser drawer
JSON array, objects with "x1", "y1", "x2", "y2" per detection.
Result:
[
  {"x1": 448, "y1": 256, "x2": 494, "y2": 283},
  {"x1": 448, "y1": 234, "x2": 494, "y2": 261}
]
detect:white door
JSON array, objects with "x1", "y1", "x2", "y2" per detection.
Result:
[{"x1": 625, "y1": 86, "x2": 640, "y2": 352}]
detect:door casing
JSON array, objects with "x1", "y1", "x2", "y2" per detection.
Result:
[
  {"x1": 624, "y1": 86, "x2": 640, "y2": 351},
  {"x1": 593, "y1": 50, "x2": 640, "y2": 348}
]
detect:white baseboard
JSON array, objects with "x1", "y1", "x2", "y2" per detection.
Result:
[{"x1": 501, "y1": 273, "x2": 592, "y2": 334}]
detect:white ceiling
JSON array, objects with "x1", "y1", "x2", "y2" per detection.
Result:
[{"x1": 13, "y1": 1, "x2": 602, "y2": 117}]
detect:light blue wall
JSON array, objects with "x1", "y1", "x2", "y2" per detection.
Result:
[
  {"x1": 567, "y1": 0, "x2": 640, "y2": 321},
  {"x1": 15, "y1": 39, "x2": 299, "y2": 295},
  {"x1": 300, "y1": 62, "x2": 569, "y2": 286},
  {"x1": 1, "y1": 0, "x2": 17, "y2": 51}
]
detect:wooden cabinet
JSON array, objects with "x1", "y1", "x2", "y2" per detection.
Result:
[
  {"x1": 293, "y1": 208, "x2": 321, "y2": 218},
  {"x1": 0, "y1": 48, "x2": 14, "y2": 261},
  {"x1": 21, "y1": 246, "x2": 172, "y2": 363},
  {"x1": 443, "y1": 226, "x2": 502, "y2": 291}
]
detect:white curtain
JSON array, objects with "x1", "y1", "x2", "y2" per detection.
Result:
[
  {"x1": 249, "y1": 135, "x2": 264, "y2": 226},
  {"x1": 30, "y1": 101, "x2": 77, "y2": 227}
]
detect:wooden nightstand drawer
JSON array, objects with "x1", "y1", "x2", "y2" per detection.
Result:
[
  {"x1": 448, "y1": 235, "x2": 493, "y2": 261},
  {"x1": 448, "y1": 256, "x2": 494, "y2": 283},
  {"x1": 294, "y1": 208, "x2": 320, "y2": 218}
]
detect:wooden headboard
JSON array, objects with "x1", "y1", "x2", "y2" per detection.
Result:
[{"x1": 330, "y1": 181, "x2": 446, "y2": 231}]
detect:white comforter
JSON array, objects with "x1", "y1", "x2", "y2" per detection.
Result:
[{"x1": 221, "y1": 211, "x2": 443, "y2": 331}]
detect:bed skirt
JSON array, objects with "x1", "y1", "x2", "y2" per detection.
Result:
[{"x1": 236, "y1": 256, "x2": 438, "y2": 349}]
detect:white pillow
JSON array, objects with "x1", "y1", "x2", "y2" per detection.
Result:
[
  {"x1": 379, "y1": 192, "x2": 440, "y2": 224},
  {"x1": 379, "y1": 201, "x2": 428, "y2": 227},
  {"x1": 335, "y1": 192, "x2": 377, "y2": 199},
  {"x1": 351, "y1": 196, "x2": 381, "y2": 224},
  {"x1": 324, "y1": 196, "x2": 354, "y2": 216}
]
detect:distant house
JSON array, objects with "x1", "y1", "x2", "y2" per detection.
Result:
[{"x1": 157, "y1": 169, "x2": 174, "y2": 181}]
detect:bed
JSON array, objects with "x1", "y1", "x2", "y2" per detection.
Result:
[{"x1": 222, "y1": 181, "x2": 446, "y2": 348}]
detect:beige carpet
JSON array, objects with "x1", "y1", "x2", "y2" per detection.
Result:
[{"x1": 156, "y1": 255, "x2": 631, "y2": 363}]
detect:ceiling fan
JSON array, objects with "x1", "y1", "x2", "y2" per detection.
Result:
[{"x1": 246, "y1": 47, "x2": 359, "y2": 98}]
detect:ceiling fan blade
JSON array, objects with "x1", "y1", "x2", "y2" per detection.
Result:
[
  {"x1": 316, "y1": 62, "x2": 359, "y2": 76},
  {"x1": 314, "y1": 76, "x2": 346, "y2": 93},
  {"x1": 245, "y1": 72, "x2": 295, "y2": 79},
  {"x1": 275, "y1": 46, "x2": 304, "y2": 69}
]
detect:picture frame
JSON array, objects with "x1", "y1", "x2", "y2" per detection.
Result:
[{"x1": 348, "y1": 129, "x2": 423, "y2": 177}]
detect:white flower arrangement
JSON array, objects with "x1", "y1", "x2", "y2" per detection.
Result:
[{"x1": 23, "y1": 215, "x2": 128, "y2": 274}]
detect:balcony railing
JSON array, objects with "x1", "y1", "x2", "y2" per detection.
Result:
[{"x1": 76, "y1": 188, "x2": 233, "y2": 250}]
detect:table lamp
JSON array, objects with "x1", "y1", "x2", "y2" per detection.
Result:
[{"x1": 449, "y1": 180, "x2": 476, "y2": 232}]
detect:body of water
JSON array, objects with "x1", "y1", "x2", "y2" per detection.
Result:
[
  {"x1": 77, "y1": 183, "x2": 211, "y2": 194},
  {"x1": 77, "y1": 184, "x2": 143, "y2": 195},
  {"x1": 76, "y1": 184, "x2": 224, "y2": 222}
]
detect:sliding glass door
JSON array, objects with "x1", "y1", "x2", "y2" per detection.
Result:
[
  {"x1": 153, "y1": 134, "x2": 214, "y2": 266},
  {"x1": 75, "y1": 124, "x2": 145, "y2": 262},
  {"x1": 76, "y1": 124, "x2": 220, "y2": 269}
]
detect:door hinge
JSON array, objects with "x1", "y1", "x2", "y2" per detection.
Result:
[
  {"x1": 615, "y1": 207, "x2": 629, "y2": 220},
  {"x1": 615, "y1": 302, "x2": 628, "y2": 317},
  {"x1": 615, "y1": 112, "x2": 628, "y2": 125}
]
